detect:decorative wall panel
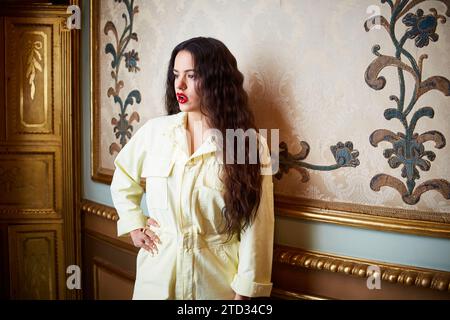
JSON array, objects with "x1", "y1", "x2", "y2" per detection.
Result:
[
  {"x1": 82, "y1": 199, "x2": 450, "y2": 299},
  {"x1": 93, "y1": 257, "x2": 134, "y2": 300},
  {"x1": 91, "y1": 0, "x2": 449, "y2": 235},
  {"x1": 364, "y1": 0, "x2": 450, "y2": 206}
]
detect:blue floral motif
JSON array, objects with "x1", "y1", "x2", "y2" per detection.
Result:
[
  {"x1": 330, "y1": 142, "x2": 360, "y2": 168},
  {"x1": 365, "y1": 0, "x2": 450, "y2": 205},
  {"x1": 402, "y1": 9, "x2": 438, "y2": 48},
  {"x1": 125, "y1": 49, "x2": 140, "y2": 73},
  {"x1": 276, "y1": 140, "x2": 360, "y2": 182},
  {"x1": 104, "y1": 0, "x2": 141, "y2": 154}
]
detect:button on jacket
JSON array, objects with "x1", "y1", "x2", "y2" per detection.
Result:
[{"x1": 110, "y1": 111, "x2": 275, "y2": 299}]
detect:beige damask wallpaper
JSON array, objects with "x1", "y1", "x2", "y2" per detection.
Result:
[{"x1": 94, "y1": 0, "x2": 450, "y2": 218}]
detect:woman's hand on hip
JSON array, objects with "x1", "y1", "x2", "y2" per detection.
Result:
[{"x1": 130, "y1": 218, "x2": 161, "y2": 255}]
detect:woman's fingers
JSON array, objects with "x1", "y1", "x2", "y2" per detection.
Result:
[
  {"x1": 142, "y1": 238, "x2": 156, "y2": 254},
  {"x1": 133, "y1": 220, "x2": 161, "y2": 254},
  {"x1": 146, "y1": 218, "x2": 160, "y2": 228},
  {"x1": 141, "y1": 230, "x2": 159, "y2": 254},
  {"x1": 145, "y1": 238, "x2": 158, "y2": 254},
  {"x1": 144, "y1": 218, "x2": 161, "y2": 245},
  {"x1": 143, "y1": 227, "x2": 161, "y2": 245},
  {"x1": 130, "y1": 229, "x2": 156, "y2": 254},
  {"x1": 141, "y1": 240, "x2": 154, "y2": 254}
]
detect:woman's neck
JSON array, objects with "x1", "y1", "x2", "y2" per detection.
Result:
[
  {"x1": 185, "y1": 111, "x2": 211, "y2": 155},
  {"x1": 186, "y1": 111, "x2": 210, "y2": 134}
]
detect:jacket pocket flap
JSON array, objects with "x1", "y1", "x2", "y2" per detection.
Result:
[{"x1": 142, "y1": 158, "x2": 174, "y2": 177}]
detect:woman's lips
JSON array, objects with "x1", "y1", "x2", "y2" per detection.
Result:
[{"x1": 176, "y1": 93, "x2": 189, "y2": 104}]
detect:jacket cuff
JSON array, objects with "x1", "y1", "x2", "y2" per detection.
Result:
[
  {"x1": 117, "y1": 214, "x2": 147, "y2": 237},
  {"x1": 230, "y1": 274, "x2": 273, "y2": 298}
]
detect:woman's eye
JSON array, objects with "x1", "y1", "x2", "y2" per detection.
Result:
[
  {"x1": 188, "y1": 74, "x2": 196, "y2": 79},
  {"x1": 173, "y1": 74, "x2": 179, "y2": 79}
]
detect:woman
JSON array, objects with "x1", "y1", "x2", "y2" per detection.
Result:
[{"x1": 110, "y1": 37, "x2": 274, "y2": 300}]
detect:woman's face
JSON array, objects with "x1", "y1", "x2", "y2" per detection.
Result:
[{"x1": 173, "y1": 50, "x2": 201, "y2": 113}]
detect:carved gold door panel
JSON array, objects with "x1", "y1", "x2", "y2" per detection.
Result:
[
  {"x1": 0, "y1": 7, "x2": 78, "y2": 300},
  {"x1": 8, "y1": 224, "x2": 64, "y2": 299},
  {"x1": 5, "y1": 17, "x2": 61, "y2": 141},
  {"x1": 0, "y1": 146, "x2": 62, "y2": 219}
]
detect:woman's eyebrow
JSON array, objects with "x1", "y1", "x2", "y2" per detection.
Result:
[{"x1": 173, "y1": 68, "x2": 195, "y2": 73}]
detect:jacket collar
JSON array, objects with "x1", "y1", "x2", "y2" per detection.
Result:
[{"x1": 164, "y1": 111, "x2": 219, "y2": 160}]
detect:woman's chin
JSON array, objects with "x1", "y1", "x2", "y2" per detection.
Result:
[{"x1": 179, "y1": 104, "x2": 197, "y2": 112}]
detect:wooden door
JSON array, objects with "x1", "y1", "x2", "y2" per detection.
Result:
[{"x1": 0, "y1": 4, "x2": 80, "y2": 300}]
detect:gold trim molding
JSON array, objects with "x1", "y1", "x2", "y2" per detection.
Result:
[
  {"x1": 81, "y1": 200, "x2": 118, "y2": 222},
  {"x1": 81, "y1": 200, "x2": 450, "y2": 293},
  {"x1": 0, "y1": 5, "x2": 73, "y2": 17},
  {"x1": 275, "y1": 194, "x2": 450, "y2": 239},
  {"x1": 90, "y1": 0, "x2": 114, "y2": 185},
  {"x1": 274, "y1": 245, "x2": 450, "y2": 293}
]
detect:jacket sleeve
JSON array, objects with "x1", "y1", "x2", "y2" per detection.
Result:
[
  {"x1": 230, "y1": 137, "x2": 275, "y2": 298},
  {"x1": 110, "y1": 122, "x2": 149, "y2": 237}
]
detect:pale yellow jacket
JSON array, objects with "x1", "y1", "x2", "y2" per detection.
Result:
[{"x1": 110, "y1": 111, "x2": 274, "y2": 300}]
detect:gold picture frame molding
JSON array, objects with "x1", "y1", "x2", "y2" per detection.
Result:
[
  {"x1": 276, "y1": 195, "x2": 450, "y2": 239},
  {"x1": 90, "y1": 0, "x2": 114, "y2": 185}
]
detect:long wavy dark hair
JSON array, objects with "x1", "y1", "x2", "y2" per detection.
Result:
[{"x1": 165, "y1": 37, "x2": 262, "y2": 237}]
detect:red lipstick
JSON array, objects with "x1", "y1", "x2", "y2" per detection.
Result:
[{"x1": 176, "y1": 93, "x2": 189, "y2": 104}]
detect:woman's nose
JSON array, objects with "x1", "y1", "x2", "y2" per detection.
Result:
[{"x1": 176, "y1": 77, "x2": 187, "y2": 90}]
